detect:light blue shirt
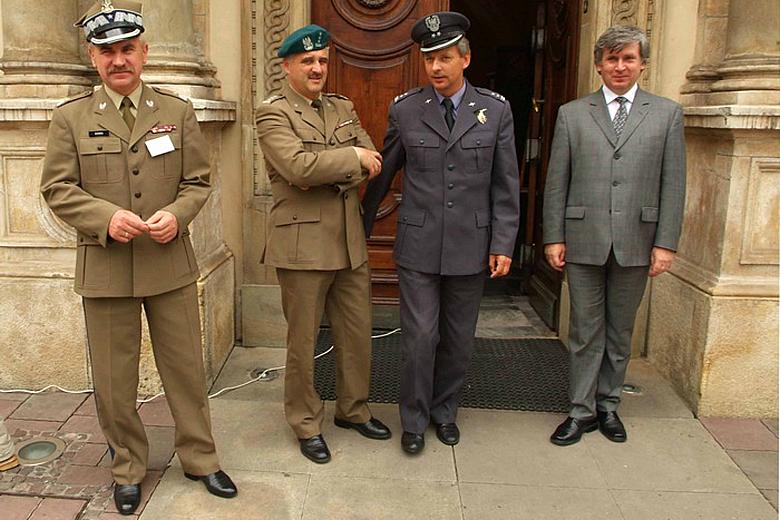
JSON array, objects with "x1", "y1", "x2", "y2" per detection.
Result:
[{"x1": 435, "y1": 81, "x2": 468, "y2": 120}]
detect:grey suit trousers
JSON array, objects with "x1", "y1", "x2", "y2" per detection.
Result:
[
  {"x1": 398, "y1": 266, "x2": 485, "y2": 434},
  {"x1": 566, "y1": 251, "x2": 648, "y2": 419}
]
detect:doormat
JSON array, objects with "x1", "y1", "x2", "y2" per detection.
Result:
[{"x1": 313, "y1": 329, "x2": 570, "y2": 412}]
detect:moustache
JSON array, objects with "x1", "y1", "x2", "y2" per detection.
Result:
[{"x1": 109, "y1": 67, "x2": 134, "y2": 74}]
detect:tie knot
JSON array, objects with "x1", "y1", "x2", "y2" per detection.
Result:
[
  {"x1": 311, "y1": 98, "x2": 322, "y2": 110},
  {"x1": 442, "y1": 98, "x2": 454, "y2": 109},
  {"x1": 121, "y1": 96, "x2": 133, "y2": 109},
  {"x1": 615, "y1": 96, "x2": 628, "y2": 106}
]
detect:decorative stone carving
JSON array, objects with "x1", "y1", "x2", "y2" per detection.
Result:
[
  {"x1": 612, "y1": 0, "x2": 639, "y2": 26},
  {"x1": 264, "y1": 0, "x2": 291, "y2": 97}
]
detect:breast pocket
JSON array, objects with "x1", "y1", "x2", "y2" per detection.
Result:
[
  {"x1": 146, "y1": 133, "x2": 182, "y2": 180},
  {"x1": 405, "y1": 132, "x2": 440, "y2": 171},
  {"x1": 332, "y1": 124, "x2": 357, "y2": 146},
  {"x1": 461, "y1": 132, "x2": 496, "y2": 173},
  {"x1": 78, "y1": 137, "x2": 123, "y2": 184}
]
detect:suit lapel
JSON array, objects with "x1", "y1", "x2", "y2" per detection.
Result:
[
  {"x1": 588, "y1": 89, "x2": 617, "y2": 148},
  {"x1": 420, "y1": 86, "x2": 450, "y2": 141},
  {"x1": 615, "y1": 88, "x2": 650, "y2": 152},
  {"x1": 93, "y1": 88, "x2": 130, "y2": 143},
  {"x1": 447, "y1": 83, "x2": 479, "y2": 151},
  {"x1": 130, "y1": 84, "x2": 161, "y2": 147}
]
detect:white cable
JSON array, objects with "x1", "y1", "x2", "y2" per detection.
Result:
[{"x1": 1, "y1": 328, "x2": 403, "y2": 403}]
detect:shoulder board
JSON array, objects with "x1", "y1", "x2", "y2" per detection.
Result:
[
  {"x1": 152, "y1": 86, "x2": 188, "y2": 102},
  {"x1": 393, "y1": 87, "x2": 423, "y2": 104},
  {"x1": 324, "y1": 92, "x2": 350, "y2": 100},
  {"x1": 57, "y1": 90, "x2": 93, "y2": 108},
  {"x1": 262, "y1": 94, "x2": 285, "y2": 104},
  {"x1": 475, "y1": 87, "x2": 506, "y2": 103}
]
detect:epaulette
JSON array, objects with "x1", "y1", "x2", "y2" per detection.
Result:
[
  {"x1": 262, "y1": 94, "x2": 285, "y2": 104},
  {"x1": 152, "y1": 86, "x2": 188, "y2": 102},
  {"x1": 324, "y1": 92, "x2": 349, "y2": 100},
  {"x1": 475, "y1": 87, "x2": 507, "y2": 103},
  {"x1": 393, "y1": 87, "x2": 423, "y2": 104},
  {"x1": 57, "y1": 90, "x2": 93, "y2": 108}
]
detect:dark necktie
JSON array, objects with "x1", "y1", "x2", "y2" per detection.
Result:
[
  {"x1": 120, "y1": 96, "x2": 135, "y2": 131},
  {"x1": 613, "y1": 96, "x2": 628, "y2": 137},
  {"x1": 311, "y1": 98, "x2": 324, "y2": 122},
  {"x1": 442, "y1": 97, "x2": 455, "y2": 131}
]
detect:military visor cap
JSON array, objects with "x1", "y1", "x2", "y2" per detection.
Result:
[
  {"x1": 412, "y1": 11, "x2": 470, "y2": 53},
  {"x1": 75, "y1": 0, "x2": 144, "y2": 46},
  {"x1": 278, "y1": 24, "x2": 330, "y2": 58}
]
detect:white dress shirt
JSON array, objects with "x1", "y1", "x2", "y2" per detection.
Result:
[{"x1": 602, "y1": 83, "x2": 638, "y2": 121}]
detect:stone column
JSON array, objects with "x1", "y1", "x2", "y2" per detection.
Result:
[
  {"x1": 0, "y1": 0, "x2": 92, "y2": 97},
  {"x1": 649, "y1": 0, "x2": 779, "y2": 417}
]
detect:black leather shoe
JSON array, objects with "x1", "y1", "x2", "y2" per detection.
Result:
[
  {"x1": 299, "y1": 434, "x2": 331, "y2": 463},
  {"x1": 598, "y1": 411, "x2": 627, "y2": 443},
  {"x1": 435, "y1": 423, "x2": 460, "y2": 445},
  {"x1": 550, "y1": 416, "x2": 598, "y2": 446},
  {"x1": 113, "y1": 483, "x2": 141, "y2": 515},
  {"x1": 184, "y1": 470, "x2": 238, "y2": 498},
  {"x1": 401, "y1": 432, "x2": 425, "y2": 454},
  {"x1": 334, "y1": 417, "x2": 392, "y2": 440}
]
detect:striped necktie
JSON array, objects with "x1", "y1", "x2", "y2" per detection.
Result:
[{"x1": 613, "y1": 96, "x2": 628, "y2": 137}]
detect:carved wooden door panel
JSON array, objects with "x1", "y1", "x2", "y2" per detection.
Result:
[
  {"x1": 526, "y1": 0, "x2": 581, "y2": 330},
  {"x1": 312, "y1": 0, "x2": 447, "y2": 304}
]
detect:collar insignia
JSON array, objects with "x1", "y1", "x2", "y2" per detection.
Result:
[
  {"x1": 146, "y1": 99, "x2": 154, "y2": 108},
  {"x1": 425, "y1": 98, "x2": 432, "y2": 104},
  {"x1": 99, "y1": 102, "x2": 107, "y2": 110}
]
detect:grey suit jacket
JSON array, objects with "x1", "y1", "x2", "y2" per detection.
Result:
[
  {"x1": 543, "y1": 87, "x2": 686, "y2": 267},
  {"x1": 362, "y1": 82, "x2": 520, "y2": 276}
]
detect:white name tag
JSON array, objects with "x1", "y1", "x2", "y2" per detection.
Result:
[{"x1": 145, "y1": 135, "x2": 175, "y2": 157}]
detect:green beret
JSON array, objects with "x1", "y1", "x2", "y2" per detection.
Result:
[{"x1": 278, "y1": 24, "x2": 330, "y2": 58}]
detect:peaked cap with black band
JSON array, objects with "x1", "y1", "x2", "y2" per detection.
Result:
[
  {"x1": 411, "y1": 11, "x2": 470, "y2": 53},
  {"x1": 75, "y1": 0, "x2": 145, "y2": 46},
  {"x1": 277, "y1": 24, "x2": 330, "y2": 58}
]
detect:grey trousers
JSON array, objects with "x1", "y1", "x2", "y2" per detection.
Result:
[
  {"x1": 566, "y1": 251, "x2": 648, "y2": 419},
  {"x1": 398, "y1": 266, "x2": 485, "y2": 434}
]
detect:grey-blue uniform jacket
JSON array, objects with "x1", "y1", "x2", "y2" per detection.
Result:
[{"x1": 362, "y1": 82, "x2": 521, "y2": 275}]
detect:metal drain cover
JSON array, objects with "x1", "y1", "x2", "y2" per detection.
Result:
[{"x1": 16, "y1": 437, "x2": 66, "y2": 466}]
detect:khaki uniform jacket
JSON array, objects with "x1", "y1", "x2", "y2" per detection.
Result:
[
  {"x1": 255, "y1": 83, "x2": 375, "y2": 270},
  {"x1": 41, "y1": 83, "x2": 211, "y2": 297}
]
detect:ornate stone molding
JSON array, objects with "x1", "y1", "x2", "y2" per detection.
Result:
[
  {"x1": 612, "y1": 0, "x2": 639, "y2": 26},
  {"x1": 671, "y1": 257, "x2": 779, "y2": 298},
  {"x1": 683, "y1": 105, "x2": 780, "y2": 130},
  {"x1": 264, "y1": 0, "x2": 291, "y2": 97}
]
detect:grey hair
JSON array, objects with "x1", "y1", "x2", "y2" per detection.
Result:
[
  {"x1": 456, "y1": 36, "x2": 470, "y2": 56},
  {"x1": 593, "y1": 26, "x2": 649, "y2": 64}
]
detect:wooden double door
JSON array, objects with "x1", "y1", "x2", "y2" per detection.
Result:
[{"x1": 313, "y1": 0, "x2": 580, "y2": 330}]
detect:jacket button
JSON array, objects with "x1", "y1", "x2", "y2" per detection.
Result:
[
  {"x1": 612, "y1": 181, "x2": 619, "y2": 187},
  {"x1": 132, "y1": 168, "x2": 139, "y2": 175},
  {"x1": 292, "y1": 215, "x2": 298, "y2": 220},
  {"x1": 97, "y1": 145, "x2": 103, "y2": 151},
  {"x1": 344, "y1": 193, "x2": 349, "y2": 199},
  {"x1": 346, "y1": 173, "x2": 352, "y2": 179},
  {"x1": 476, "y1": 140, "x2": 481, "y2": 145},
  {"x1": 134, "y1": 192, "x2": 141, "y2": 198},
  {"x1": 131, "y1": 146, "x2": 139, "y2": 153},
  {"x1": 419, "y1": 139, "x2": 424, "y2": 144},
  {"x1": 330, "y1": 139, "x2": 335, "y2": 145},
  {"x1": 403, "y1": 217, "x2": 408, "y2": 222},
  {"x1": 448, "y1": 164, "x2": 455, "y2": 171},
  {"x1": 448, "y1": 183, "x2": 454, "y2": 189},
  {"x1": 447, "y1": 201, "x2": 454, "y2": 208},
  {"x1": 614, "y1": 152, "x2": 621, "y2": 159}
]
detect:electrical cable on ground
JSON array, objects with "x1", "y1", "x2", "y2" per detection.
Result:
[{"x1": 0, "y1": 328, "x2": 402, "y2": 404}]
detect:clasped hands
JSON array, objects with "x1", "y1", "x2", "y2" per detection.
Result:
[
  {"x1": 109, "y1": 209, "x2": 178, "y2": 244},
  {"x1": 296, "y1": 147, "x2": 382, "y2": 191}
]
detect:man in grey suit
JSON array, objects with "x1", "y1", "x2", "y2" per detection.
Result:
[
  {"x1": 543, "y1": 26, "x2": 686, "y2": 445},
  {"x1": 363, "y1": 11, "x2": 520, "y2": 455}
]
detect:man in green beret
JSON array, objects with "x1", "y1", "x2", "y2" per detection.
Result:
[
  {"x1": 256, "y1": 24, "x2": 391, "y2": 464},
  {"x1": 41, "y1": 1, "x2": 236, "y2": 513}
]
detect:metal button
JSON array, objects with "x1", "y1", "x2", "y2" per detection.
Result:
[
  {"x1": 330, "y1": 139, "x2": 335, "y2": 145},
  {"x1": 346, "y1": 173, "x2": 352, "y2": 179},
  {"x1": 403, "y1": 217, "x2": 408, "y2": 222},
  {"x1": 292, "y1": 215, "x2": 298, "y2": 220},
  {"x1": 614, "y1": 152, "x2": 621, "y2": 159},
  {"x1": 131, "y1": 146, "x2": 139, "y2": 153},
  {"x1": 97, "y1": 145, "x2": 103, "y2": 151},
  {"x1": 134, "y1": 192, "x2": 141, "y2": 198},
  {"x1": 419, "y1": 139, "x2": 424, "y2": 144},
  {"x1": 612, "y1": 181, "x2": 619, "y2": 187},
  {"x1": 448, "y1": 164, "x2": 455, "y2": 171},
  {"x1": 447, "y1": 201, "x2": 454, "y2": 208},
  {"x1": 448, "y1": 183, "x2": 454, "y2": 190},
  {"x1": 476, "y1": 139, "x2": 481, "y2": 145},
  {"x1": 344, "y1": 194, "x2": 349, "y2": 199},
  {"x1": 132, "y1": 168, "x2": 139, "y2": 176}
]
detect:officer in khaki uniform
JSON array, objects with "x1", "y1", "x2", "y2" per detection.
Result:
[
  {"x1": 40, "y1": 1, "x2": 235, "y2": 514},
  {"x1": 255, "y1": 24, "x2": 391, "y2": 464}
]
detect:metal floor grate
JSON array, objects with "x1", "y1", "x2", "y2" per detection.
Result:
[{"x1": 313, "y1": 330, "x2": 569, "y2": 413}]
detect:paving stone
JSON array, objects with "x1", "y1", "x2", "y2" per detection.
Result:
[
  {"x1": 71, "y1": 443, "x2": 109, "y2": 466},
  {"x1": 30, "y1": 497, "x2": 87, "y2": 519},
  {"x1": 138, "y1": 399, "x2": 174, "y2": 427},
  {"x1": 59, "y1": 464, "x2": 114, "y2": 487},
  {"x1": 105, "y1": 470, "x2": 162, "y2": 516},
  {"x1": 10, "y1": 392, "x2": 87, "y2": 422},
  {"x1": 0, "y1": 399, "x2": 21, "y2": 419},
  {"x1": 762, "y1": 418, "x2": 779, "y2": 438},
  {"x1": 0, "y1": 494, "x2": 41, "y2": 520},
  {"x1": 61, "y1": 415, "x2": 105, "y2": 444},
  {"x1": 760, "y1": 488, "x2": 778, "y2": 510},
  {"x1": 612, "y1": 490, "x2": 777, "y2": 519},
  {"x1": 0, "y1": 392, "x2": 31, "y2": 402},
  {"x1": 74, "y1": 396, "x2": 98, "y2": 417},
  {"x1": 619, "y1": 360, "x2": 694, "y2": 419},
  {"x1": 727, "y1": 450, "x2": 779, "y2": 490},
  {"x1": 208, "y1": 346, "x2": 286, "y2": 403},
  {"x1": 145, "y1": 426, "x2": 175, "y2": 471},
  {"x1": 5, "y1": 418, "x2": 62, "y2": 435},
  {"x1": 701, "y1": 418, "x2": 779, "y2": 451},
  {"x1": 98, "y1": 514, "x2": 137, "y2": 519}
]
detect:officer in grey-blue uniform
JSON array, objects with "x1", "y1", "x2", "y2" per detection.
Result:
[{"x1": 362, "y1": 11, "x2": 521, "y2": 454}]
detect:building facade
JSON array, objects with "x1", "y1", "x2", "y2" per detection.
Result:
[{"x1": 0, "y1": 0, "x2": 776, "y2": 417}]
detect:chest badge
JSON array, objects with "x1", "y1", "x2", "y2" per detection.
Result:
[
  {"x1": 99, "y1": 102, "x2": 107, "y2": 111},
  {"x1": 476, "y1": 109, "x2": 488, "y2": 125},
  {"x1": 150, "y1": 124, "x2": 176, "y2": 134}
]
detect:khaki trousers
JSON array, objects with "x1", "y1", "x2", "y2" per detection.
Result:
[
  {"x1": 277, "y1": 263, "x2": 372, "y2": 439},
  {"x1": 83, "y1": 283, "x2": 219, "y2": 485}
]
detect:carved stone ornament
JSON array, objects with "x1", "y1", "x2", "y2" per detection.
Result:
[{"x1": 358, "y1": 0, "x2": 390, "y2": 8}]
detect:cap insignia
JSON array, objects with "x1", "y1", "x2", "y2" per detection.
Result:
[
  {"x1": 425, "y1": 15, "x2": 441, "y2": 33},
  {"x1": 302, "y1": 36, "x2": 314, "y2": 51}
]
